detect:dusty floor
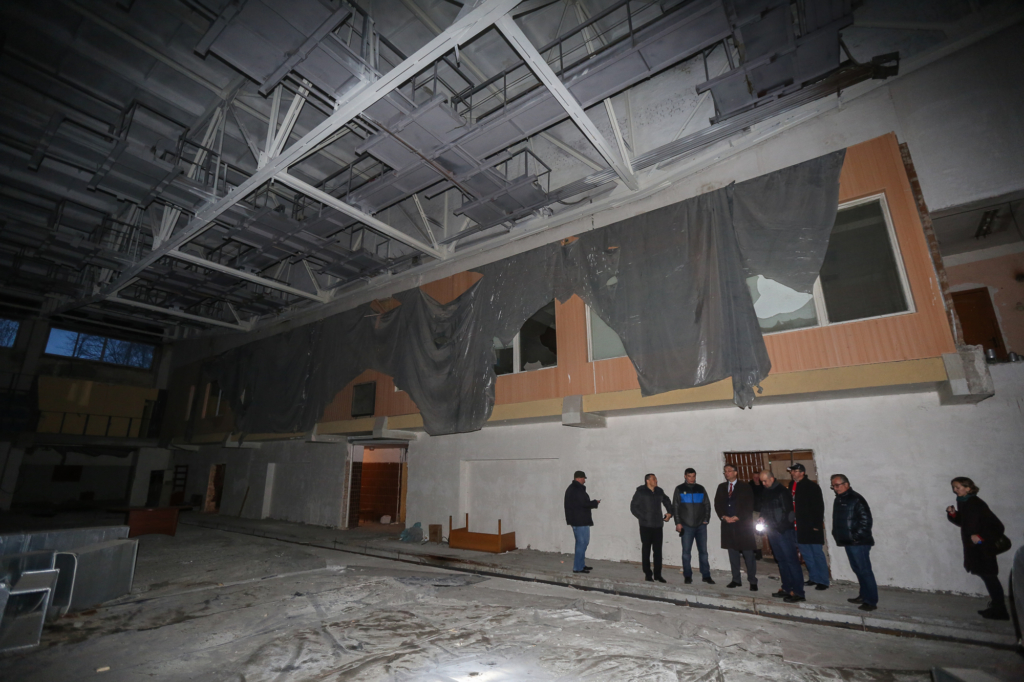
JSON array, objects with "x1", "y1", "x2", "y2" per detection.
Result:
[{"x1": 2, "y1": 525, "x2": 1022, "y2": 681}]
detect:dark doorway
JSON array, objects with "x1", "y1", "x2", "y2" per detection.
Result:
[
  {"x1": 952, "y1": 288, "x2": 1007, "y2": 360},
  {"x1": 205, "y1": 463, "x2": 226, "y2": 513},
  {"x1": 145, "y1": 469, "x2": 164, "y2": 507},
  {"x1": 348, "y1": 447, "x2": 405, "y2": 528},
  {"x1": 170, "y1": 465, "x2": 188, "y2": 506},
  {"x1": 724, "y1": 450, "x2": 817, "y2": 560}
]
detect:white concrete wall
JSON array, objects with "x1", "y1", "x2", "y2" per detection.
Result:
[
  {"x1": 173, "y1": 439, "x2": 349, "y2": 528},
  {"x1": 406, "y1": 363, "x2": 1024, "y2": 596},
  {"x1": 128, "y1": 447, "x2": 172, "y2": 506}
]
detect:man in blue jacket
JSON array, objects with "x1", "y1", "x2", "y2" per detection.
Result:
[
  {"x1": 564, "y1": 470, "x2": 600, "y2": 574},
  {"x1": 672, "y1": 468, "x2": 714, "y2": 584}
]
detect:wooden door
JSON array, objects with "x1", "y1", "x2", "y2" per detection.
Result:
[{"x1": 952, "y1": 288, "x2": 1007, "y2": 360}]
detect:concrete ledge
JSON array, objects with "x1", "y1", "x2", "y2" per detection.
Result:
[{"x1": 180, "y1": 516, "x2": 1017, "y2": 649}]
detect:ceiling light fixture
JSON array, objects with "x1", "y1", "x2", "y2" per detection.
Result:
[{"x1": 974, "y1": 208, "x2": 999, "y2": 239}]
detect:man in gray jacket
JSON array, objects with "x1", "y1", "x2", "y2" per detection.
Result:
[
  {"x1": 672, "y1": 468, "x2": 714, "y2": 584},
  {"x1": 630, "y1": 473, "x2": 673, "y2": 582}
]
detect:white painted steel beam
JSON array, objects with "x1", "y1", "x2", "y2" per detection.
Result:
[
  {"x1": 105, "y1": 296, "x2": 250, "y2": 330},
  {"x1": 56, "y1": 0, "x2": 519, "y2": 315},
  {"x1": 495, "y1": 15, "x2": 639, "y2": 191},
  {"x1": 276, "y1": 173, "x2": 446, "y2": 260},
  {"x1": 167, "y1": 250, "x2": 328, "y2": 303}
]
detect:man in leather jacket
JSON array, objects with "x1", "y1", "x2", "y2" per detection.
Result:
[
  {"x1": 830, "y1": 473, "x2": 878, "y2": 611},
  {"x1": 757, "y1": 470, "x2": 805, "y2": 602},
  {"x1": 630, "y1": 474, "x2": 673, "y2": 582},
  {"x1": 564, "y1": 470, "x2": 600, "y2": 574}
]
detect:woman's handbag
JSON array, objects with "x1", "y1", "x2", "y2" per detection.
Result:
[{"x1": 992, "y1": 534, "x2": 1012, "y2": 555}]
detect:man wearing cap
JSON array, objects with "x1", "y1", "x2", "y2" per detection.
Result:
[
  {"x1": 758, "y1": 469, "x2": 805, "y2": 602},
  {"x1": 564, "y1": 471, "x2": 601, "y2": 574},
  {"x1": 788, "y1": 463, "x2": 830, "y2": 590},
  {"x1": 672, "y1": 468, "x2": 714, "y2": 585}
]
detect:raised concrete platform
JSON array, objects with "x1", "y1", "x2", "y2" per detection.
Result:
[{"x1": 179, "y1": 513, "x2": 1018, "y2": 649}]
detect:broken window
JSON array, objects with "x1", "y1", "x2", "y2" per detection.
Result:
[
  {"x1": 819, "y1": 196, "x2": 911, "y2": 323},
  {"x1": 492, "y1": 301, "x2": 558, "y2": 375},
  {"x1": 750, "y1": 195, "x2": 912, "y2": 334}
]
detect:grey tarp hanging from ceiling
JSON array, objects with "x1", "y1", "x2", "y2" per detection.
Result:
[{"x1": 208, "y1": 150, "x2": 845, "y2": 436}]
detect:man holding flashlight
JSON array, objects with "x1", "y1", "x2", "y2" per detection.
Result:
[{"x1": 758, "y1": 469, "x2": 805, "y2": 602}]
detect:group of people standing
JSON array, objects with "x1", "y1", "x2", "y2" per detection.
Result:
[
  {"x1": 565, "y1": 464, "x2": 879, "y2": 610},
  {"x1": 566, "y1": 467, "x2": 1012, "y2": 619}
]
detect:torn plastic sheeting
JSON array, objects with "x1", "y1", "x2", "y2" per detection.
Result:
[{"x1": 207, "y1": 150, "x2": 845, "y2": 436}]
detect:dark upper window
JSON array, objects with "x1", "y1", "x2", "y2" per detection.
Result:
[
  {"x1": 0, "y1": 318, "x2": 18, "y2": 348},
  {"x1": 493, "y1": 301, "x2": 558, "y2": 376},
  {"x1": 44, "y1": 328, "x2": 155, "y2": 369}
]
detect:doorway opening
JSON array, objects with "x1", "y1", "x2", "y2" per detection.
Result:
[
  {"x1": 952, "y1": 288, "x2": 1007, "y2": 360},
  {"x1": 145, "y1": 470, "x2": 164, "y2": 507},
  {"x1": 347, "y1": 446, "x2": 406, "y2": 531},
  {"x1": 204, "y1": 463, "x2": 225, "y2": 513},
  {"x1": 723, "y1": 450, "x2": 818, "y2": 561}
]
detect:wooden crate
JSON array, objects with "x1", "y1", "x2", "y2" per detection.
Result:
[{"x1": 448, "y1": 514, "x2": 516, "y2": 554}]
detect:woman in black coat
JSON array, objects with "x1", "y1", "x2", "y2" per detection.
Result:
[{"x1": 946, "y1": 477, "x2": 1008, "y2": 620}]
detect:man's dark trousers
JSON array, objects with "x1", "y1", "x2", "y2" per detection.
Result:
[
  {"x1": 767, "y1": 528, "x2": 805, "y2": 597},
  {"x1": 639, "y1": 526, "x2": 664, "y2": 579},
  {"x1": 845, "y1": 545, "x2": 878, "y2": 605}
]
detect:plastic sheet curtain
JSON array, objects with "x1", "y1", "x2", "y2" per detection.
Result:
[{"x1": 208, "y1": 151, "x2": 845, "y2": 436}]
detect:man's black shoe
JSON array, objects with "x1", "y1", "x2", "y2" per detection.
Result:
[
  {"x1": 750, "y1": 584, "x2": 758, "y2": 592},
  {"x1": 702, "y1": 576, "x2": 715, "y2": 585},
  {"x1": 804, "y1": 580, "x2": 817, "y2": 586},
  {"x1": 655, "y1": 576, "x2": 667, "y2": 583},
  {"x1": 783, "y1": 594, "x2": 806, "y2": 603},
  {"x1": 684, "y1": 576, "x2": 693, "y2": 584},
  {"x1": 815, "y1": 584, "x2": 830, "y2": 591},
  {"x1": 645, "y1": 575, "x2": 654, "y2": 582},
  {"x1": 772, "y1": 590, "x2": 787, "y2": 598},
  {"x1": 848, "y1": 596, "x2": 863, "y2": 604},
  {"x1": 858, "y1": 603, "x2": 878, "y2": 612},
  {"x1": 726, "y1": 581, "x2": 741, "y2": 588},
  {"x1": 583, "y1": 566, "x2": 593, "y2": 571},
  {"x1": 573, "y1": 569, "x2": 588, "y2": 574},
  {"x1": 978, "y1": 606, "x2": 1010, "y2": 620}
]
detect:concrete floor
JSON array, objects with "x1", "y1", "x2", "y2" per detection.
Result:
[{"x1": 2, "y1": 523, "x2": 1022, "y2": 681}]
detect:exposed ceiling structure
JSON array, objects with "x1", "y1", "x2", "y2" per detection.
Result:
[{"x1": 0, "y1": 0, "x2": 1008, "y2": 340}]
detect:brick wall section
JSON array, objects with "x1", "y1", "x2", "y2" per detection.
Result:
[{"x1": 900, "y1": 142, "x2": 964, "y2": 345}]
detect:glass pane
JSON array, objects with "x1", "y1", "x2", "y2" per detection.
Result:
[
  {"x1": 519, "y1": 301, "x2": 557, "y2": 371},
  {"x1": 590, "y1": 310, "x2": 626, "y2": 360},
  {"x1": 0, "y1": 318, "x2": 19, "y2": 348},
  {"x1": 74, "y1": 333, "x2": 106, "y2": 361},
  {"x1": 492, "y1": 336, "x2": 514, "y2": 376},
  {"x1": 820, "y1": 201, "x2": 908, "y2": 323},
  {"x1": 746, "y1": 275, "x2": 818, "y2": 333},
  {"x1": 45, "y1": 329, "x2": 81, "y2": 357}
]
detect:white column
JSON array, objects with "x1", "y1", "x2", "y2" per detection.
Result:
[{"x1": 261, "y1": 462, "x2": 276, "y2": 519}]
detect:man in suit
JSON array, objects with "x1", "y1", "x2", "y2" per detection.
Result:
[{"x1": 714, "y1": 463, "x2": 758, "y2": 591}]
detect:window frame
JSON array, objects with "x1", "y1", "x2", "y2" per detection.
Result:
[
  {"x1": 42, "y1": 327, "x2": 157, "y2": 369},
  {"x1": 585, "y1": 305, "x2": 626, "y2": 363},
  {"x1": 762, "y1": 192, "x2": 916, "y2": 336}
]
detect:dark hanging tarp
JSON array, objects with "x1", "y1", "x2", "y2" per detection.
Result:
[{"x1": 208, "y1": 150, "x2": 845, "y2": 436}]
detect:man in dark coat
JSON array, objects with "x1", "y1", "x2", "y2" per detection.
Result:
[
  {"x1": 758, "y1": 470, "x2": 805, "y2": 602},
  {"x1": 830, "y1": 474, "x2": 877, "y2": 611},
  {"x1": 564, "y1": 470, "x2": 600, "y2": 574},
  {"x1": 630, "y1": 473, "x2": 673, "y2": 582},
  {"x1": 788, "y1": 463, "x2": 829, "y2": 590},
  {"x1": 672, "y1": 468, "x2": 713, "y2": 585},
  {"x1": 714, "y1": 464, "x2": 758, "y2": 591}
]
